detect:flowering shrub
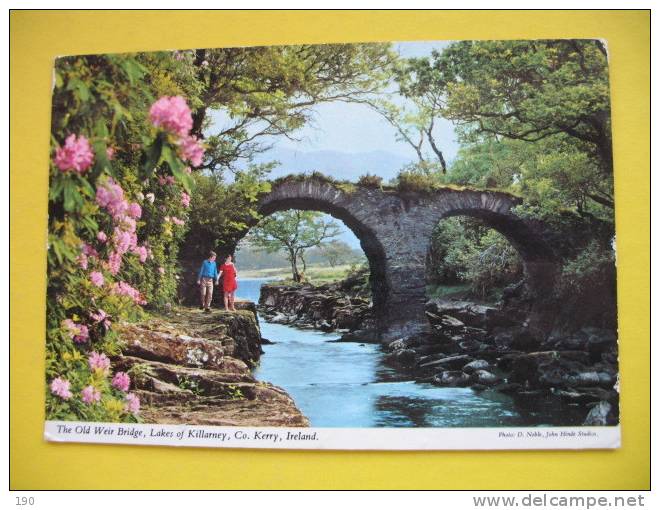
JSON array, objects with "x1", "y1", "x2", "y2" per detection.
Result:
[{"x1": 46, "y1": 53, "x2": 203, "y2": 422}]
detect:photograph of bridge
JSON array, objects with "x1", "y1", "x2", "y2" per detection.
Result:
[{"x1": 43, "y1": 39, "x2": 619, "y2": 447}]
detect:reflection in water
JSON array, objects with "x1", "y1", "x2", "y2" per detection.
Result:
[{"x1": 239, "y1": 278, "x2": 579, "y2": 428}]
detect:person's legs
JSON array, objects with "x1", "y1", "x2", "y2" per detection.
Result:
[
  {"x1": 205, "y1": 280, "x2": 214, "y2": 310},
  {"x1": 199, "y1": 280, "x2": 207, "y2": 309},
  {"x1": 223, "y1": 291, "x2": 229, "y2": 310},
  {"x1": 229, "y1": 291, "x2": 236, "y2": 311}
]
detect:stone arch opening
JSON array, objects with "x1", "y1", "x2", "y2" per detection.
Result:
[
  {"x1": 234, "y1": 195, "x2": 389, "y2": 332},
  {"x1": 424, "y1": 208, "x2": 557, "y2": 337}
]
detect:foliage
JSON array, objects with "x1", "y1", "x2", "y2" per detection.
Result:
[
  {"x1": 319, "y1": 240, "x2": 363, "y2": 268},
  {"x1": 394, "y1": 40, "x2": 616, "y2": 307},
  {"x1": 395, "y1": 167, "x2": 443, "y2": 193},
  {"x1": 357, "y1": 173, "x2": 384, "y2": 188},
  {"x1": 428, "y1": 217, "x2": 523, "y2": 300},
  {"x1": 401, "y1": 40, "x2": 612, "y2": 177},
  {"x1": 237, "y1": 239, "x2": 363, "y2": 270},
  {"x1": 47, "y1": 52, "x2": 201, "y2": 422},
  {"x1": 182, "y1": 166, "x2": 272, "y2": 259},
  {"x1": 248, "y1": 210, "x2": 342, "y2": 282},
  {"x1": 184, "y1": 44, "x2": 396, "y2": 172},
  {"x1": 557, "y1": 240, "x2": 616, "y2": 296},
  {"x1": 273, "y1": 171, "x2": 357, "y2": 194}
]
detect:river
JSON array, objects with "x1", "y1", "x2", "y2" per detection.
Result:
[{"x1": 239, "y1": 278, "x2": 546, "y2": 428}]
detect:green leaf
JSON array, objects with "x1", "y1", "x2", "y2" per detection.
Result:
[
  {"x1": 93, "y1": 118, "x2": 109, "y2": 139},
  {"x1": 76, "y1": 173, "x2": 95, "y2": 198},
  {"x1": 49, "y1": 177, "x2": 65, "y2": 201},
  {"x1": 91, "y1": 139, "x2": 111, "y2": 178},
  {"x1": 142, "y1": 134, "x2": 164, "y2": 178},
  {"x1": 67, "y1": 78, "x2": 91, "y2": 102},
  {"x1": 119, "y1": 58, "x2": 148, "y2": 86},
  {"x1": 162, "y1": 145, "x2": 194, "y2": 192},
  {"x1": 62, "y1": 179, "x2": 80, "y2": 212}
]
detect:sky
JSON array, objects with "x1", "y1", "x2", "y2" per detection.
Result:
[
  {"x1": 209, "y1": 41, "x2": 458, "y2": 164},
  {"x1": 273, "y1": 41, "x2": 457, "y2": 160},
  {"x1": 209, "y1": 41, "x2": 458, "y2": 251}
]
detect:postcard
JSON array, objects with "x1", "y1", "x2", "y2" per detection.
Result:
[{"x1": 44, "y1": 40, "x2": 620, "y2": 449}]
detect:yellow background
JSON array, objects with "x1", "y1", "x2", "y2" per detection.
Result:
[{"x1": 10, "y1": 10, "x2": 650, "y2": 489}]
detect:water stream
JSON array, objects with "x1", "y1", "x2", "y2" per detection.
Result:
[{"x1": 239, "y1": 278, "x2": 538, "y2": 428}]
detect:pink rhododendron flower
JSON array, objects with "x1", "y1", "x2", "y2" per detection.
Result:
[
  {"x1": 112, "y1": 227, "x2": 137, "y2": 255},
  {"x1": 157, "y1": 175, "x2": 176, "y2": 186},
  {"x1": 50, "y1": 377, "x2": 73, "y2": 399},
  {"x1": 96, "y1": 177, "x2": 128, "y2": 219},
  {"x1": 82, "y1": 243, "x2": 99, "y2": 258},
  {"x1": 97, "y1": 231, "x2": 107, "y2": 243},
  {"x1": 90, "y1": 271, "x2": 104, "y2": 287},
  {"x1": 111, "y1": 281, "x2": 146, "y2": 305},
  {"x1": 158, "y1": 266, "x2": 165, "y2": 275},
  {"x1": 149, "y1": 96, "x2": 193, "y2": 136},
  {"x1": 77, "y1": 252, "x2": 88, "y2": 270},
  {"x1": 181, "y1": 192, "x2": 190, "y2": 208},
  {"x1": 171, "y1": 216, "x2": 185, "y2": 226},
  {"x1": 112, "y1": 372, "x2": 131, "y2": 392},
  {"x1": 119, "y1": 216, "x2": 137, "y2": 234},
  {"x1": 178, "y1": 135, "x2": 204, "y2": 167},
  {"x1": 74, "y1": 324, "x2": 89, "y2": 344},
  {"x1": 54, "y1": 134, "x2": 94, "y2": 173},
  {"x1": 132, "y1": 245, "x2": 148, "y2": 263},
  {"x1": 88, "y1": 351, "x2": 111, "y2": 373},
  {"x1": 106, "y1": 250, "x2": 122, "y2": 275},
  {"x1": 62, "y1": 319, "x2": 89, "y2": 343},
  {"x1": 125, "y1": 393, "x2": 141, "y2": 414},
  {"x1": 90, "y1": 309, "x2": 111, "y2": 330},
  {"x1": 106, "y1": 147, "x2": 115, "y2": 160},
  {"x1": 127, "y1": 202, "x2": 142, "y2": 219},
  {"x1": 81, "y1": 385, "x2": 101, "y2": 404}
]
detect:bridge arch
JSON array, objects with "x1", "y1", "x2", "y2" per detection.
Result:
[
  {"x1": 255, "y1": 192, "x2": 389, "y2": 324},
  {"x1": 240, "y1": 175, "x2": 557, "y2": 342}
]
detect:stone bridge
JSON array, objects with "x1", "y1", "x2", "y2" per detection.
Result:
[{"x1": 247, "y1": 175, "x2": 557, "y2": 342}]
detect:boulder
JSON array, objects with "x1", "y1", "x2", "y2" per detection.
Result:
[
  {"x1": 432, "y1": 370, "x2": 471, "y2": 387},
  {"x1": 462, "y1": 359, "x2": 490, "y2": 374},
  {"x1": 582, "y1": 401, "x2": 613, "y2": 426},
  {"x1": 419, "y1": 354, "x2": 473, "y2": 370},
  {"x1": 384, "y1": 348, "x2": 417, "y2": 367},
  {"x1": 115, "y1": 306, "x2": 309, "y2": 428},
  {"x1": 426, "y1": 299, "x2": 496, "y2": 329},
  {"x1": 458, "y1": 339, "x2": 483, "y2": 353},
  {"x1": 470, "y1": 370, "x2": 501, "y2": 385}
]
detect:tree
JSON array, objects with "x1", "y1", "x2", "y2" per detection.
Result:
[
  {"x1": 249, "y1": 211, "x2": 341, "y2": 282},
  {"x1": 320, "y1": 240, "x2": 360, "y2": 267},
  {"x1": 182, "y1": 165, "x2": 273, "y2": 259},
  {"x1": 402, "y1": 40, "x2": 613, "y2": 183},
  {"x1": 184, "y1": 44, "x2": 396, "y2": 172}
]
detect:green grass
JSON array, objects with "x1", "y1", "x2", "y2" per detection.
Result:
[
  {"x1": 426, "y1": 283, "x2": 472, "y2": 299},
  {"x1": 240, "y1": 263, "x2": 354, "y2": 283}
]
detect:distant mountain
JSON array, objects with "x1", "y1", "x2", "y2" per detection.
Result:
[{"x1": 250, "y1": 147, "x2": 414, "y2": 183}]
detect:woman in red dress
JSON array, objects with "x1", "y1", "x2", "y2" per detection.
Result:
[{"x1": 219, "y1": 254, "x2": 238, "y2": 311}]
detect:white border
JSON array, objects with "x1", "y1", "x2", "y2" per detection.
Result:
[{"x1": 45, "y1": 421, "x2": 621, "y2": 450}]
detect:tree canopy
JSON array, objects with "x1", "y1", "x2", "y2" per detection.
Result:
[{"x1": 248, "y1": 210, "x2": 342, "y2": 282}]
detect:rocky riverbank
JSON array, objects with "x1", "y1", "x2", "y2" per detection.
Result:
[
  {"x1": 258, "y1": 271, "x2": 377, "y2": 340},
  {"x1": 113, "y1": 304, "x2": 309, "y2": 426},
  {"x1": 258, "y1": 282, "x2": 619, "y2": 426},
  {"x1": 386, "y1": 298, "x2": 619, "y2": 425}
]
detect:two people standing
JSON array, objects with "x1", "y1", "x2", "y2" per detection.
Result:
[{"x1": 196, "y1": 251, "x2": 238, "y2": 312}]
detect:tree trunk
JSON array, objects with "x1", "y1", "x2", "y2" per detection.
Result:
[{"x1": 288, "y1": 248, "x2": 300, "y2": 282}]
